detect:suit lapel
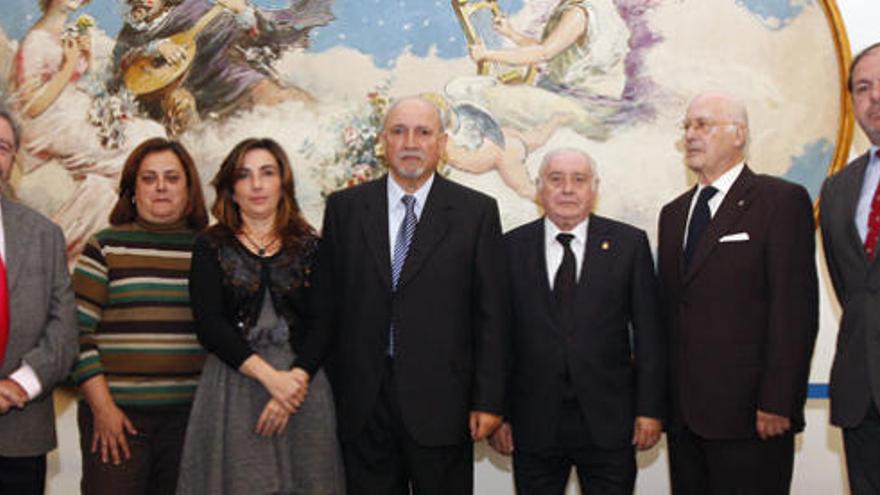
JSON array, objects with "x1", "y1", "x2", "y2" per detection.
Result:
[
  {"x1": 396, "y1": 175, "x2": 450, "y2": 290},
  {"x1": 574, "y1": 215, "x2": 612, "y2": 307},
  {"x1": 684, "y1": 165, "x2": 756, "y2": 285},
  {"x1": 667, "y1": 189, "x2": 694, "y2": 285},
  {"x1": 532, "y1": 220, "x2": 562, "y2": 334},
  {"x1": 846, "y1": 154, "x2": 878, "y2": 271},
  {"x1": 1, "y1": 197, "x2": 30, "y2": 291},
  {"x1": 360, "y1": 177, "x2": 392, "y2": 289}
]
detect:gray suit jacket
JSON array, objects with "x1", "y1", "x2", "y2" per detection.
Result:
[
  {"x1": 820, "y1": 152, "x2": 880, "y2": 427},
  {"x1": 0, "y1": 195, "x2": 77, "y2": 456}
]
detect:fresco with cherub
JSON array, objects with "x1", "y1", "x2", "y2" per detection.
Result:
[{"x1": 0, "y1": 0, "x2": 846, "y2": 260}]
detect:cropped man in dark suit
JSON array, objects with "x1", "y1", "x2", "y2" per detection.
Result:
[
  {"x1": 489, "y1": 148, "x2": 665, "y2": 494},
  {"x1": 819, "y1": 42, "x2": 880, "y2": 495},
  {"x1": 0, "y1": 108, "x2": 77, "y2": 493},
  {"x1": 657, "y1": 93, "x2": 818, "y2": 495},
  {"x1": 312, "y1": 96, "x2": 509, "y2": 494}
]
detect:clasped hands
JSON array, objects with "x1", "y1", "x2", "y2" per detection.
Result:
[{"x1": 256, "y1": 367, "x2": 310, "y2": 437}]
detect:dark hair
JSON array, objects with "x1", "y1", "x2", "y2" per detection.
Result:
[
  {"x1": 849, "y1": 41, "x2": 880, "y2": 92},
  {"x1": 0, "y1": 106, "x2": 21, "y2": 151},
  {"x1": 210, "y1": 138, "x2": 315, "y2": 249},
  {"x1": 110, "y1": 138, "x2": 209, "y2": 229}
]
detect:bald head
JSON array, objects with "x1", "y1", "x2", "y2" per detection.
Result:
[
  {"x1": 383, "y1": 96, "x2": 446, "y2": 133},
  {"x1": 683, "y1": 92, "x2": 750, "y2": 184}
]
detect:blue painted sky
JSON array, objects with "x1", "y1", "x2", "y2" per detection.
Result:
[
  {"x1": 783, "y1": 138, "x2": 834, "y2": 201},
  {"x1": 736, "y1": 0, "x2": 812, "y2": 29},
  {"x1": 1, "y1": 0, "x2": 522, "y2": 67}
]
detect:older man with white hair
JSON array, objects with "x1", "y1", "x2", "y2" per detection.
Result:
[
  {"x1": 489, "y1": 148, "x2": 666, "y2": 494},
  {"x1": 657, "y1": 93, "x2": 818, "y2": 494}
]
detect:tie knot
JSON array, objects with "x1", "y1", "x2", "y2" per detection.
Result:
[
  {"x1": 557, "y1": 233, "x2": 575, "y2": 247},
  {"x1": 401, "y1": 195, "x2": 416, "y2": 211},
  {"x1": 698, "y1": 185, "x2": 718, "y2": 203}
]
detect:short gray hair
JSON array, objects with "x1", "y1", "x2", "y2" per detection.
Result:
[
  {"x1": 383, "y1": 95, "x2": 447, "y2": 133},
  {"x1": 537, "y1": 147, "x2": 600, "y2": 191},
  {"x1": 0, "y1": 106, "x2": 21, "y2": 151}
]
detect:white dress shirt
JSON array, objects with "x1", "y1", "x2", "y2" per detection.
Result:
[
  {"x1": 0, "y1": 200, "x2": 43, "y2": 400},
  {"x1": 683, "y1": 163, "x2": 745, "y2": 246},
  {"x1": 854, "y1": 145, "x2": 880, "y2": 242},
  {"x1": 544, "y1": 217, "x2": 589, "y2": 288},
  {"x1": 387, "y1": 173, "x2": 435, "y2": 259}
]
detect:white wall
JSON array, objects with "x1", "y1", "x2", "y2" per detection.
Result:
[{"x1": 46, "y1": 1, "x2": 880, "y2": 493}]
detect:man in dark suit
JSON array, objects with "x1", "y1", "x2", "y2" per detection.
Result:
[
  {"x1": 819, "y1": 41, "x2": 880, "y2": 495},
  {"x1": 488, "y1": 148, "x2": 665, "y2": 494},
  {"x1": 657, "y1": 93, "x2": 818, "y2": 495},
  {"x1": 312, "y1": 96, "x2": 509, "y2": 494},
  {"x1": 0, "y1": 108, "x2": 77, "y2": 493}
]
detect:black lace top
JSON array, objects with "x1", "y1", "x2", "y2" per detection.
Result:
[{"x1": 189, "y1": 225, "x2": 324, "y2": 374}]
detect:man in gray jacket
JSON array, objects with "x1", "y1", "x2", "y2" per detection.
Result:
[{"x1": 0, "y1": 107, "x2": 77, "y2": 494}]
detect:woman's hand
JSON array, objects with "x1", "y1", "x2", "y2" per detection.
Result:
[
  {"x1": 90, "y1": 402, "x2": 138, "y2": 465},
  {"x1": 493, "y1": 14, "x2": 515, "y2": 38},
  {"x1": 256, "y1": 398, "x2": 291, "y2": 436},
  {"x1": 240, "y1": 356, "x2": 309, "y2": 413},
  {"x1": 469, "y1": 43, "x2": 488, "y2": 63}
]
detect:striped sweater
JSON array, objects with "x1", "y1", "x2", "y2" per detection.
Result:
[{"x1": 71, "y1": 221, "x2": 206, "y2": 407}]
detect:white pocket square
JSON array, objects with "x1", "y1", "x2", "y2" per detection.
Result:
[{"x1": 719, "y1": 232, "x2": 750, "y2": 243}]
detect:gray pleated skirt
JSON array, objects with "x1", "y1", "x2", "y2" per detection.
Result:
[{"x1": 177, "y1": 295, "x2": 345, "y2": 494}]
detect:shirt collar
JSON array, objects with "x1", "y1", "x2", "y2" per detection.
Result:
[
  {"x1": 700, "y1": 162, "x2": 744, "y2": 196},
  {"x1": 387, "y1": 173, "x2": 435, "y2": 217},
  {"x1": 545, "y1": 215, "x2": 589, "y2": 245}
]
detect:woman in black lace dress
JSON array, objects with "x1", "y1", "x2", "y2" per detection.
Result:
[{"x1": 177, "y1": 138, "x2": 343, "y2": 494}]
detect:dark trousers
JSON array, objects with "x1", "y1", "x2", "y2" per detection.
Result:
[
  {"x1": 667, "y1": 425, "x2": 794, "y2": 495},
  {"x1": 342, "y1": 359, "x2": 473, "y2": 495},
  {"x1": 78, "y1": 402, "x2": 191, "y2": 495},
  {"x1": 512, "y1": 399, "x2": 636, "y2": 495},
  {"x1": 843, "y1": 401, "x2": 880, "y2": 495},
  {"x1": 0, "y1": 454, "x2": 46, "y2": 495}
]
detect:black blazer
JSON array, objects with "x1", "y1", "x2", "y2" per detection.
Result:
[
  {"x1": 311, "y1": 174, "x2": 510, "y2": 446},
  {"x1": 657, "y1": 166, "x2": 818, "y2": 439},
  {"x1": 820, "y1": 152, "x2": 880, "y2": 427},
  {"x1": 504, "y1": 215, "x2": 666, "y2": 451}
]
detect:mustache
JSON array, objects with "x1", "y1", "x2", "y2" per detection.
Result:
[{"x1": 396, "y1": 150, "x2": 425, "y2": 161}]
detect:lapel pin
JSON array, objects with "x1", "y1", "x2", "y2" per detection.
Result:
[
  {"x1": 737, "y1": 199, "x2": 745, "y2": 207},
  {"x1": 601, "y1": 240, "x2": 611, "y2": 251}
]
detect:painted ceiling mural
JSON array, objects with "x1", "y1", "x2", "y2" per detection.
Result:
[{"x1": 0, "y1": 0, "x2": 846, "y2": 262}]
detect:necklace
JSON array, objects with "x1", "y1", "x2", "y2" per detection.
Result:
[{"x1": 240, "y1": 228, "x2": 279, "y2": 257}]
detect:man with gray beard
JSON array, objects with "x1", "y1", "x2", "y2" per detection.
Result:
[{"x1": 311, "y1": 96, "x2": 510, "y2": 494}]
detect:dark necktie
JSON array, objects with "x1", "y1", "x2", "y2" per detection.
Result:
[
  {"x1": 863, "y1": 150, "x2": 880, "y2": 258},
  {"x1": 553, "y1": 233, "x2": 577, "y2": 313},
  {"x1": 389, "y1": 195, "x2": 417, "y2": 356},
  {"x1": 0, "y1": 255, "x2": 8, "y2": 367},
  {"x1": 684, "y1": 186, "x2": 718, "y2": 268}
]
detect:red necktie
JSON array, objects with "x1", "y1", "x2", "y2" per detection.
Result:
[
  {"x1": 0, "y1": 254, "x2": 8, "y2": 366},
  {"x1": 863, "y1": 150, "x2": 880, "y2": 259}
]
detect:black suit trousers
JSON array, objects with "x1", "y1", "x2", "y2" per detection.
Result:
[
  {"x1": 513, "y1": 399, "x2": 636, "y2": 495},
  {"x1": 0, "y1": 453, "x2": 46, "y2": 495},
  {"x1": 342, "y1": 359, "x2": 473, "y2": 495},
  {"x1": 667, "y1": 426, "x2": 793, "y2": 495}
]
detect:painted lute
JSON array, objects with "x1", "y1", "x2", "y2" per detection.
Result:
[{"x1": 123, "y1": 4, "x2": 226, "y2": 96}]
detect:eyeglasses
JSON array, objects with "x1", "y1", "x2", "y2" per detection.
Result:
[{"x1": 679, "y1": 119, "x2": 739, "y2": 134}]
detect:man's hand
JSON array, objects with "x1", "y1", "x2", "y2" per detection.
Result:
[
  {"x1": 756, "y1": 410, "x2": 791, "y2": 440},
  {"x1": 469, "y1": 411, "x2": 502, "y2": 441},
  {"x1": 487, "y1": 422, "x2": 514, "y2": 455},
  {"x1": 0, "y1": 379, "x2": 27, "y2": 414},
  {"x1": 632, "y1": 416, "x2": 662, "y2": 450}
]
